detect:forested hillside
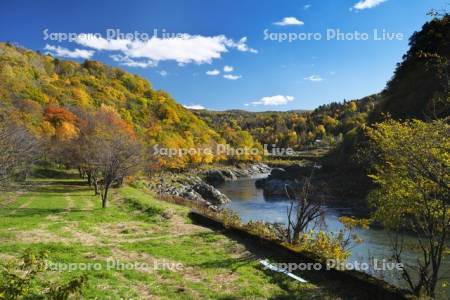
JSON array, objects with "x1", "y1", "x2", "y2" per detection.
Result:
[
  {"x1": 376, "y1": 14, "x2": 449, "y2": 120},
  {"x1": 195, "y1": 15, "x2": 449, "y2": 156},
  {"x1": 195, "y1": 14, "x2": 450, "y2": 202},
  {"x1": 322, "y1": 14, "x2": 450, "y2": 201},
  {"x1": 193, "y1": 95, "x2": 377, "y2": 150},
  {"x1": 0, "y1": 42, "x2": 264, "y2": 171}
]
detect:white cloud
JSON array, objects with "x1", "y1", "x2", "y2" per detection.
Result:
[
  {"x1": 110, "y1": 54, "x2": 157, "y2": 68},
  {"x1": 206, "y1": 69, "x2": 220, "y2": 76},
  {"x1": 304, "y1": 4, "x2": 311, "y2": 10},
  {"x1": 159, "y1": 70, "x2": 168, "y2": 77},
  {"x1": 304, "y1": 75, "x2": 323, "y2": 82},
  {"x1": 75, "y1": 34, "x2": 257, "y2": 66},
  {"x1": 353, "y1": 0, "x2": 387, "y2": 10},
  {"x1": 250, "y1": 95, "x2": 294, "y2": 106},
  {"x1": 223, "y1": 65, "x2": 234, "y2": 72},
  {"x1": 223, "y1": 74, "x2": 242, "y2": 80},
  {"x1": 44, "y1": 44, "x2": 94, "y2": 59},
  {"x1": 225, "y1": 37, "x2": 258, "y2": 53},
  {"x1": 75, "y1": 35, "x2": 129, "y2": 51},
  {"x1": 274, "y1": 17, "x2": 304, "y2": 26},
  {"x1": 183, "y1": 104, "x2": 206, "y2": 110}
]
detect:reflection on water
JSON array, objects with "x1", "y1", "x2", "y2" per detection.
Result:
[{"x1": 217, "y1": 176, "x2": 449, "y2": 296}]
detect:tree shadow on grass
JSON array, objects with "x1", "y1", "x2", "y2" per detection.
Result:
[
  {"x1": 0, "y1": 207, "x2": 86, "y2": 218},
  {"x1": 24, "y1": 186, "x2": 91, "y2": 194},
  {"x1": 121, "y1": 197, "x2": 165, "y2": 216},
  {"x1": 194, "y1": 251, "x2": 256, "y2": 272},
  {"x1": 265, "y1": 271, "x2": 342, "y2": 300},
  {"x1": 31, "y1": 168, "x2": 80, "y2": 179}
]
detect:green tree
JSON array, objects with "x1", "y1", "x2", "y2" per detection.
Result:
[{"x1": 366, "y1": 119, "x2": 449, "y2": 298}]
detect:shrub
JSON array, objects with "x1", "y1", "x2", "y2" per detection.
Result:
[
  {"x1": 297, "y1": 230, "x2": 350, "y2": 262},
  {"x1": 244, "y1": 221, "x2": 277, "y2": 239},
  {"x1": 219, "y1": 209, "x2": 242, "y2": 228},
  {"x1": 0, "y1": 249, "x2": 87, "y2": 299}
]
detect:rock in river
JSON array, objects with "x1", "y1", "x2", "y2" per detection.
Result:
[{"x1": 193, "y1": 183, "x2": 230, "y2": 204}]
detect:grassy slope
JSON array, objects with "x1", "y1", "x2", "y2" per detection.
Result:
[{"x1": 0, "y1": 178, "x2": 340, "y2": 299}]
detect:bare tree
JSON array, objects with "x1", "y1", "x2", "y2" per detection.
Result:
[
  {"x1": 0, "y1": 117, "x2": 39, "y2": 186},
  {"x1": 285, "y1": 169, "x2": 324, "y2": 244},
  {"x1": 76, "y1": 109, "x2": 143, "y2": 208},
  {"x1": 67, "y1": 108, "x2": 143, "y2": 208},
  {"x1": 69, "y1": 110, "x2": 101, "y2": 194},
  {"x1": 93, "y1": 134, "x2": 142, "y2": 208},
  {"x1": 389, "y1": 200, "x2": 448, "y2": 298}
]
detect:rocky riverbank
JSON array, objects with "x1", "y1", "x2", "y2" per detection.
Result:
[
  {"x1": 203, "y1": 163, "x2": 271, "y2": 185},
  {"x1": 254, "y1": 162, "x2": 335, "y2": 202},
  {"x1": 147, "y1": 163, "x2": 271, "y2": 208}
]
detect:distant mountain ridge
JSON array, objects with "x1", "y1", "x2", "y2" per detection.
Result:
[{"x1": 190, "y1": 109, "x2": 312, "y2": 114}]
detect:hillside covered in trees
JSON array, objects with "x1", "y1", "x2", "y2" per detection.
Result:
[
  {"x1": 193, "y1": 95, "x2": 378, "y2": 150},
  {"x1": 375, "y1": 13, "x2": 449, "y2": 120},
  {"x1": 0, "y1": 40, "x2": 381, "y2": 179},
  {"x1": 191, "y1": 14, "x2": 449, "y2": 204},
  {"x1": 0, "y1": 42, "x2": 264, "y2": 173},
  {"x1": 195, "y1": 15, "x2": 449, "y2": 155},
  {"x1": 322, "y1": 14, "x2": 450, "y2": 200}
]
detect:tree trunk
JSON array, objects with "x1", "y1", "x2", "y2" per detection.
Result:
[
  {"x1": 428, "y1": 266, "x2": 439, "y2": 298},
  {"x1": 93, "y1": 177, "x2": 99, "y2": 195},
  {"x1": 101, "y1": 184, "x2": 109, "y2": 208},
  {"x1": 78, "y1": 167, "x2": 84, "y2": 178},
  {"x1": 87, "y1": 171, "x2": 92, "y2": 186},
  {"x1": 292, "y1": 228, "x2": 301, "y2": 245}
]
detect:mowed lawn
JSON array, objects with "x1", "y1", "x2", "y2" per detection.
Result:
[{"x1": 0, "y1": 179, "x2": 339, "y2": 299}]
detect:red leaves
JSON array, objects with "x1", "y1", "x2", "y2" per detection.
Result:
[
  {"x1": 94, "y1": 107, "x2": 137, "y2": 140},
  {"x1": 44, "y1": 106, "x2": 78, "y2": 126}
]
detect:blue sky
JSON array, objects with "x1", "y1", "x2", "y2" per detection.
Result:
[{"x1": 0, "y1": 0, "x2": 447, "y2": 111}]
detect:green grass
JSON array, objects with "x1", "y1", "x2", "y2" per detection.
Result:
[{"x1": 0, "y1": 178, "x2": 340, "y2": 299}]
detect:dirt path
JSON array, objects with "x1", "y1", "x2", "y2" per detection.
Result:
[
  {"x1": 19, "y1": 197, "x2": 34, "y2": 208},
  {"x1": 65, "y1": 194, "x2": 76, "y2": 210},
  {"x1": 84, "y1": 196, "x2": 95, "y2": 210},
  {"x1": 5, "y1": 197, "x2": 34, "y2": 217},
  {"x1": 78, "y1": 191, "x2": 96, "y2": 211},
  {"x1": 0, "y1": 195, "x2": 16, "y2": 208}
]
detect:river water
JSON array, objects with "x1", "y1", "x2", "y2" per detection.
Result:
[{"x1": 217, "y1": 176, "x2": 449, "y2": 297}]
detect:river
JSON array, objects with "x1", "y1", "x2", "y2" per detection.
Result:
[{"x1": 217, "y1": 176, "x2": 449, "y2": 298}]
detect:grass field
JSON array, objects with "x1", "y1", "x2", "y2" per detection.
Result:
[{"x1": 0, "y1": 178, "x2": 344, "y2": 299}]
